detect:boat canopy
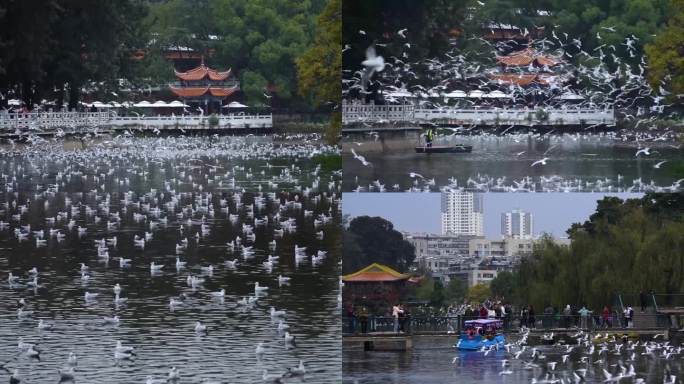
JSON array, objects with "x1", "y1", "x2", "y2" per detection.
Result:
[{"x1": 464, "y1": 319, "x2": 503, "y2": 328}]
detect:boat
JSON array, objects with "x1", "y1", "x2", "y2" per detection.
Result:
[
  {"x1": 455, "y1": 319, "x2": 506, "y2": 350},
  {"x1": 415, "y1": 145, "x2": 472, "y2": 153}
]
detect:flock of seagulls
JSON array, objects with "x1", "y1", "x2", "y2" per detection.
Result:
[
  {"x1": 452, "y1": 329, "x2": 683, "y2": 383},
  {"x1": 343, "y1": 23, "x2": 683, "y2": 192},
  {"x1": 0, "y1": 135, "x2": 342, "y2": 383},
  {"x1": 345, "y1": 131, "x2": 682, "y2": 192}
]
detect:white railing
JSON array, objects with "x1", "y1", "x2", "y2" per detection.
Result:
[
  {"x1": 342, "y1": 103, "x2": 615, "y2": 126},
  {"x1": 109, "y1": 114, "x2": 273, "y2": 128},
  {"x1": 414, "y1": 108, "x2": 614, "y2": 125},
  {"x1": 342, "y1": 102, "x2": 415, "y2": 123},
  {"x1": 0, "y1": 111, "x2": 272, "y2": 130}
]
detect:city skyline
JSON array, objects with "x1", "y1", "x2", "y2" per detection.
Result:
[{"x1": 343, "y1": 193, "x2": 644, "y2": 238}]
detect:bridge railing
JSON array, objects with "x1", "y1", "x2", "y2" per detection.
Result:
[
  {"x1": 0, "y1": 111, "x2": 273, "y2": 130},
  {"x1": 343, "y1": 313, "x2": 663, "y2": 335}
]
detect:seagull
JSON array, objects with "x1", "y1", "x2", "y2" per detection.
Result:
[
  {"x1": 635, "y1": 147, "x2": 650, "y2": 156},
  {"x1": 531, "y1": 157, "x2": 549, "y2": 167},
  {"x1": 654, "y1": 160, "x2": 667, "y2": 168},
  {"x1": 397, "y1": 28, "x2": 408, "y2": 38},
  {"x1": 194, "y1": 321, "x2": 207, "y2": 333},
  {"x1": 351, "y1": 149, "x2": 371, "y2": 166},
  {"x1": 361, "y1": 45, "x2": 385, "y2": 90}
]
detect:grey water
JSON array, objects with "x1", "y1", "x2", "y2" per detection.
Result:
[
  {"x1": 0, "y1": 135, "x2": 341, "y2": 383},
  {"x1": 343, "y1": 336, "x2": 682, "y2": 383},
  {"x1": 342, "y1": 133, "x2": 683, "y2": 192}
]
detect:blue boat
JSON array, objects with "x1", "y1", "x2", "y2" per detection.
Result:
[{"x1": 455, "y1": 319, "x2": 506, "y2": 350}]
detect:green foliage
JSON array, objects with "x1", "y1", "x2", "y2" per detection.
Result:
[
  {"x1": 514, "y1": 193, "x2": 684, "y2": 311},
  {"x1": 312, "y1": 153, "x2": 342, "y2": 173},
  {"x1": 490, "y1": 271, "x2": 515, "y2": 299},
  {"x1": 645, "y1": 0, "x2": 684, "y2": 102},
  {"x1": 208, "y1": 114, "x2": 219, "y2": 127},
  {"x1": 430, "y1": 280, "x2": 445, "y2": 307},
  {"x1": 342, "y1": 216, "x2": 416, "y2": 274},
  {"x1": 445, "y1": 278, "x2": 468, "y2": 304},
  {"x1": 466, "y1": 283, "x2": 492, "y2": 304},
  {"x1": 415, "y1": 276, "x2": 435, "y2": 303},
  {"x1": 296, "y1": 0, "x2": 341, "y2": 108}
]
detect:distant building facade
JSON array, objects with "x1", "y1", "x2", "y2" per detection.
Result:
[
  {"x1": 469, "y1": 237, "x2": 534, "y2": 258},
  {"x1": 501, "y1": 209, "x2": 533, "y2": 239},
  {"x1": 441, "y1": 190, "x2": 484, "y2": 236}
]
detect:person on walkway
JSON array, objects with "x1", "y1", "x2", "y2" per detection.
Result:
[
  {"x1": 602, "y1": 306, "x2": 611, "y2": 328},
  {"x1": 398, "y1": 304, "x2": 407, "y2": 333},
  {"x1": 346, "y1": 303, "x2": 356, "y2": 333},
  {"x1": 426, "y1": 128, "x2": 434, "y2": 148},
  {"x1": 624, "y1": 306, "x2": 634, "y2": 328},
  {"x1": 520, "y1": 306, "x2": 529, "y2": 328},
  {"x1": 479, "y1": 305, "x2": 488, "y2": 319},
  {"x1": 528, "y1": 305, "x2": 536, "y2": 328},
  {"x1": 359, "y1": 306, "x2": 369, "y2": 333},
  {"x1": 578, "y1": 305, "x2": 592, "y2": 329},
  {"x1": 544, "y1": 305, "x2": 554, "y2": 328},
  {"x1": 392, "y1": 304, "x2": 403, "y2": 333},
  {"x1": 639, "y1": 291, "x2": 647, "y2": 313},
  {"x1": 563, "y1": 304, "x2": 572, "y2": 328}
]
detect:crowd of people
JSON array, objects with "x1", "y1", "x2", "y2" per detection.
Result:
[{"x1": 344, "y1": 298, "x2": 645, "y2": 334}]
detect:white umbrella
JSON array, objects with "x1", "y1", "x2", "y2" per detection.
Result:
[
  {"x1": 91, "y1": 101, "x2": 111, "y2": 108},
  {"x1": 559, "y1": 92, "x2": 584, "y2": 100},
  {"x1": 483, "y1": 90, "x2": 511, "y2": 98},
  {"x1": 151, "y1": 100, "x2": 168, "y2": 107},
  {"x1": 133, "y1": 101, "x2": 152, "y2": 108},
  {"x1": 445, "y1": 90, "x2": 467, "y2": 98},
  {"x1": 8, "y1": 99, "x2": 22, "y2": 106},
  {"x1": 387, "y1": 90, "x2": 413, "y2": 98},
  {"x1": 168, "y1": 100, "x2": 189, "y2": 107},
  {"x1": 223, "y1": 101, "x2": 248, "y2": 108},
  {"x1": 468, "y1": 90, "x2": 485, "y2": 98}
]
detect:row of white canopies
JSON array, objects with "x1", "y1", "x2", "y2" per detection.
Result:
[
  {"x1": 387, "y1": 90, "x2": 585, "y2": 100},
  {"x1": 79, "y1": 100, "x2": 249, "y2": 108}
]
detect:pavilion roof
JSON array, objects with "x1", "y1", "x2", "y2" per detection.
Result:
[
  {"x1": 169, "y1": 85, "x2": 239, "y2": 98},
  {"x1": 496, "y1": 48, "x2": 561, "y2": 67},
  {"x1": 342, "y1": 263, "x2": 410, "y2": 282},
  {"x1": 174, "y1": 63, "x2": 233, "y2": 81}
]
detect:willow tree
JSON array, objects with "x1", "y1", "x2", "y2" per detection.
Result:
[
  {"x1": 645, "y1": 0, "x2": 684, "y2": 102},
  {"x1": 296, "y1": 0, "x2": 341, "y2": 144}
]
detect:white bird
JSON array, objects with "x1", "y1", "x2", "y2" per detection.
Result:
[
  {"x1": 210, "y1": 288, "x2": 225, "y2": 298},
  {"x1": 351, "y1": 148, "x2": 371, "y2": 166},
  {"x1": 531, "y1": 157, "x2": 549, "y2": 167},
  {"x1": 194, "y1": 321, "x2": 207, "y2": 333},
  {"x1": 654, "y1": 160, "x2": 667, "y2": 168},
  {"x1": 635, "y1": 147, "x2": 651, "y2": 156},
  {"x1": 270, "y1": 307, "x2": 286, "y2": 318}
]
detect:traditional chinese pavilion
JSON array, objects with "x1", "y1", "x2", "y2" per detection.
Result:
[
  {"x1": 169, "y1": 59, "x2": 240, "y2": 114},
  {"x1": 488, "y1": 48, "x2": 568, "y2": 90},
  {"x1": 342, "y1": 263, "x2": 421, "y2": 315}
]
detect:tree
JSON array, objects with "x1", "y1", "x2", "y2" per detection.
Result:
[
  {"x1": 430, "y1": 280, "x2": 445, "y2": 307},
  {"x1": 466, "y1": 283, "x2": 492, "y2": 304},
  {"x1": 296, "y1": 0, "x2": 341, "y2": 144},
  {"x1": 490, "y1": 271, "x2": 515, "y2": 300},
  {"x1": 444, "y1": 278, "x2": 468, "y2": 304},
  {"x1": 342, "y1": 216, "x2": 416, "y2": 274},
  {"x1": 646, "y1": 0, "x2": 684, "y2": 103}
]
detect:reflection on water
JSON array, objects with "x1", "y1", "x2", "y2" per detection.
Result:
[
  {"x1": 0, "y1": 136, "x2": 341, "y2": 383},
  {"x1": 342, "y1": 133, "x2": 683, "y2": 192},
  {"x1": 343, "y1": 335, "x2": 682, "y2": 383}
]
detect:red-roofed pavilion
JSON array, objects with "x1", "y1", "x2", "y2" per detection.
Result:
[
  {"x1": 343, "y1": 263, "x2": 419, "y2": 315},
  {"x1": 168, "y1": 59, "x2": 240, "y2": 114}
]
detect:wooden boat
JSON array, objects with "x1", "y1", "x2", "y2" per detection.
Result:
[{"x1": 415, "y1": 144, "x2": 472, "y2": 153}]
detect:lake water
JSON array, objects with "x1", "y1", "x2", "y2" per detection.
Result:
[
  {"x1": 343, "y1": 335, "x2": 682, "y2": 383},
  {"x1": 0, "y1": 135, "x2": 341, "y2": 383},
  {"x1": 342, "y1": 132, "x2": 683, "y2": 192}
]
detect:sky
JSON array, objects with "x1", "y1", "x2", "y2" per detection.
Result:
[{"x1": 342, "y1": 193, "x2": 644, "y2": 238}]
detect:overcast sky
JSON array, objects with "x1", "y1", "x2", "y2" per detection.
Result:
[{"x1": 342, "y1": 193, "x2": 644, "y2": 238}]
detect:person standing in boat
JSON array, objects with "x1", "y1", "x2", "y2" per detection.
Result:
[{"x1": 425, "y1": 128, "x2": 434, "y2": 148}]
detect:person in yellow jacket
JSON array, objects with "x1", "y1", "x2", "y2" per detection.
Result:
[{"x1": 426, "y1": 128, "x2": 434, "y2": 147}]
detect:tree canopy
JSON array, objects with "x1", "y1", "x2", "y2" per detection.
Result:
[
  {"x1": 342, "y1": 215, "x2": 416, "y2": 274},
  {"x1": 511, "y1": 193, "x2": 684, "y2": 311},
  {"x1": 645, "y1": 0, "x2": 684, "y2": 99}
]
